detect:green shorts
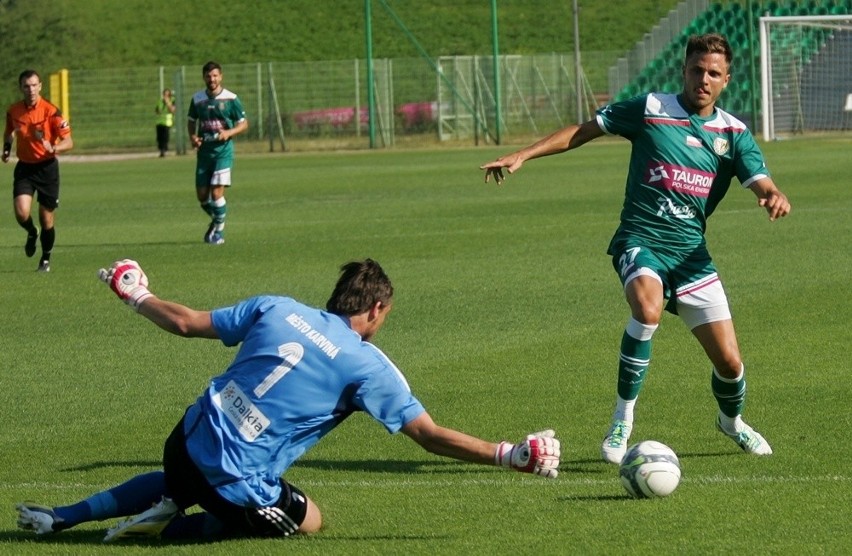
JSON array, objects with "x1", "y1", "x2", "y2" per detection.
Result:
[
  {"x1": 610, "y1": 242, "x2": 731, "y2": 328},
  {"x1": 195, "y1": 155, "x2": 233, "y2": 188}
]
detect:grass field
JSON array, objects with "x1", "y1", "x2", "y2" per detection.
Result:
[{"x1": 0, "y1": 137, "x2": 850, "y2": 554}]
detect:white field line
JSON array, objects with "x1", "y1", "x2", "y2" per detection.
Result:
[{"x1": 4, "y1": 474, "x2": 849, "y2": 492}]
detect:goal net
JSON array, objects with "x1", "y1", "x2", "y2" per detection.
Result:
[{"x1": 760, "y1": 14, "x2": 852, "y2": 141}]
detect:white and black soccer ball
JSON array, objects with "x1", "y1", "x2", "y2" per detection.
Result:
[{"x1": 619, "y1": 440, "x2": 681, "y2": 499}]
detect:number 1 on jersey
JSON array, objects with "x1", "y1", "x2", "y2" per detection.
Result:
[{"x1": 254, "y1": 342, "x2": 304, "y2": 397}]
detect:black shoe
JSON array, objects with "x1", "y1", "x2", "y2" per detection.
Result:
[
  {"x1": 25, "y1": 231, "x2": 38, "y2": 257},
  {"x1": 36, "y1": 260, "x2": 50, "y2": 273}
]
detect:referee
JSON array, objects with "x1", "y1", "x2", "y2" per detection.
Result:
[{"x1": 3, "y1": 69, "x2": 73, "y2": 272}]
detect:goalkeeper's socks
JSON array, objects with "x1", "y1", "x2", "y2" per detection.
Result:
[{"x1": 54, "y1": 471, "x2": 167, "y2": 527}]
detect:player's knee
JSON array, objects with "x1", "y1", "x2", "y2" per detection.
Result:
[
  {"x1": 298, "y1": 497, "x2": 322, "y2": 535},
  {"x1": 714, "y1": 358, "x2": 743, "y2": 380}
]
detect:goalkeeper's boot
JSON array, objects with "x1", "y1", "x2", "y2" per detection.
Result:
[
  {"x1": 716, "y1": 416, "x2": 773, "y2": 455},
  {"x1": 601, "y1": 419, "x2": 632, "y2": 464},
  {"x1": 25, "y1": 229, "x2": 38, "y2": 258},
  {"x1": 103, "y1": 496, "x2": 179, "y2": 543},
  {"x1": 16, "y1": 503, "x2": 65, "y2": 535}
]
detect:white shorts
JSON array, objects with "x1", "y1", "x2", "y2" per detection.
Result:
[
  {"x1": 211, "y1": 168, "x2": 232, "y2": 186},
  {"x1": 626, "y1": 270, "x2": 732, "y2": 330}
]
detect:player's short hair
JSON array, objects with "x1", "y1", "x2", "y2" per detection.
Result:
[
  {"x1": 18, "y1": 70, "x2": 41, "y2": 86},
  {"x1": 326, "y1": 259, "x2": 394, "y2": 316},
  {"x1": 685, "y1": 34, "x2": 732, "y2": 66},
  {"x1": 202, "y1": 61, "x2": 222, "y2": 75}
]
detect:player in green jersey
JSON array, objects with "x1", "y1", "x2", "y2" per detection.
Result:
[
  {"x1": 480, "y1": 34, "x2": 790, "y2": 463},
  {"x1": 187, "y1": 61, "x2": 248, "y2": 245}
]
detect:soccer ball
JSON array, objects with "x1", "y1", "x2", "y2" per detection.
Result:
[{"x1": 619, "y1": 440, "x2": 681, "y2": 499}]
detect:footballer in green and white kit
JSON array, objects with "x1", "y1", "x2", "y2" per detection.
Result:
[
  {"x1": 481, "y1": 34, "x2": 790, "y2": 466},
  {"x1": 597, "y1": 91, "x2": 770, "y2": 320},
  {"x1": 188, "y1": 87, "x2": 246, "y2": 185},
  {"x1": 188, "y1": 61, "x2": 249, "y2": 245}
]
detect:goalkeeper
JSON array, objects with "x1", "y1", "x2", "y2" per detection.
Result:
[{"x1": 17, "y1": 258, "x2": 560, "y2": 542}]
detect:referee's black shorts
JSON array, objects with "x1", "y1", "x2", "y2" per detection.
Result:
[{"x1": 13, "y1": 158, "x2": 60, "y2": 210}]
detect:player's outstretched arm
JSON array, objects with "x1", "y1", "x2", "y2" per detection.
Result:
[
  {"x1": 97, "y1": 259, "x2": 218, "y2": 339},
  {"x1": 401, "y1": 412, "x2": 560, "y2": 478},
  {"x1": 748, "y1": 177, "x2": 791, "y2": 221},
  {"x1": 479, "y1": 119, "x2": 604, "y2": 184}
]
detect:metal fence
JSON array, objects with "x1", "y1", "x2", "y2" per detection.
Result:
[{"x1": 57, "y1": 53, "x2": 614, "y2": 154}]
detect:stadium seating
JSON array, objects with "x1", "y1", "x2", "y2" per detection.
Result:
[{"x1": 613, "y1": 0, "x2": 850, "y2": 120}]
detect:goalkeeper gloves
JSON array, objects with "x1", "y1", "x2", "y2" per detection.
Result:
[
  {"x1": 98, "y1": 259, "x2": 153, "y2": 311},
  {"x1": 495, "y1": 429, "x2": 561, "y2": 479}
]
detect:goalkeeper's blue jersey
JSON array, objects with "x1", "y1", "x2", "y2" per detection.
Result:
[
  {"x1": 595, "y1": 93, "x2": 770, "y2": 253},
  {"x1": 182, "y1": 295, "x2": 425, "y2": 507}
]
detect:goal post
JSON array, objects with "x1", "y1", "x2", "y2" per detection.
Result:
[{"x1": 760, "y1": 14, "x2": 852, "y2": 141}]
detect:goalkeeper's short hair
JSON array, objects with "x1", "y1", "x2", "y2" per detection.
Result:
[{"x1": 326, "y1": 259, "x2": 393, "y2": 316}]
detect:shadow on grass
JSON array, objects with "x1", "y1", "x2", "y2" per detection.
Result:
[
  {"x1": 557, "y1": 494, "x2": 630, "y2": 502},
  {"x1": 1, "y1": 528, "x2": 451, "y2": 547},
  {"x1": 62, "y1": 460, "x2": 162, "y2": 472},
  {"x1": 1, "y1": 529, "x2": 106, "y2": 545},
  {"x1": 62, "y1": 455, "x2": 688, "y2": 476},
  {"x1": 294, "y1": 458, "x2": 474, "y2": 474}
]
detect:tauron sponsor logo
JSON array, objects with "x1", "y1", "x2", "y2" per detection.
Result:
[
  {"x1": 213, "y1": 380, "x2": 271, "y2": 442},
  {"x1": 644, "y1": 161, "x2": 715, "y2": 198}
]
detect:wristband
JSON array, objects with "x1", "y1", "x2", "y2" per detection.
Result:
[{"x1": 495, "y1": 441, "x2": 513, "y2": 467}]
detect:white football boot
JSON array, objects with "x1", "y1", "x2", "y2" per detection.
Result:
[
  {"x1": 601, "y1": 419, "x2": 633, "y2": 464},
  {"x1": 716, "y1": 416, "x2": 773, "y2": 455},
  {"x1": 103, "y1": 496, "x2": 179, "y2": 543}
]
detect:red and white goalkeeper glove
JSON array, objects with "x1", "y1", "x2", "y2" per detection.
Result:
[
  {"x1": 495, "y1": 429, "x2": 561, "y2": 479},
  {"x1": 97, "y1": 259, "x2": 153, "y2": 311}
]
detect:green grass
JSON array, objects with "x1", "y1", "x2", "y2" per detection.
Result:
[{"x1": 0, "y1": 137, "x2": 850, "y2": 554}]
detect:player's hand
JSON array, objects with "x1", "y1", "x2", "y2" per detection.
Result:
[
  {"x1": 480, "y1": 153, "x2": 524, "y2": 185},
  {"x1": 98, "y1": 259, "x2": 153, "y2": 311},
  {"x1": 495, "y1": 429, "x2": 561, "y2": 478},
  {"x1": 758, "y1": 190, "x2": 791, "y2": 221},
  {"x1": 41, "y1": 139, "x2": 56, "y2": 154}
]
